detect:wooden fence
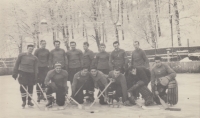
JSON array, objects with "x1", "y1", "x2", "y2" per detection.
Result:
[{"x1": 0, "y1": 61, "x2": 199, "y2": 76}]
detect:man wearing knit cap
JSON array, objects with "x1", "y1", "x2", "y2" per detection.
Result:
[
  {"x1": 44, "y1": 62, "x2": 68, "y2": 107},
  {"x1": 12, "y1": 44, "x2": 38, "y2": 108}
]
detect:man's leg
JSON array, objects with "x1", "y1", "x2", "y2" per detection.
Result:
[
  {"x1": 98, "y1": 87, "x2": 107, "y2": 105},
  {"x1": 20, "y1": 85, "x2": 27, "y2": 107},
  {"x1": 36, "y1": 83, "x2": 41, "y2": 102},
  {"x1": 138, "y1": 86, "x2": 154, "y2": 106},
  {"x1": 153, "y1": 84, "x2": 167, "y2": 105},
  {"x1": 46, "y1": 86, "x2": 54, "y2": 107},
  {"x1": 167, "y1": 80, "x2": 178, "y2": 105},
  {"x1": 27, "y1": 85, "x2": 34, "y2": 106},
  {"x1": 56, "y1": 87, "x2": 65, "y2": 106},
  {"x1": 73, "y1": 90, "x2": 84, "y2": 104}
]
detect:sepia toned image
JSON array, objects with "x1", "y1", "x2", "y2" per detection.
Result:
[{"x1": 0, "y1": 0, "x2": 200, "y2": 118}]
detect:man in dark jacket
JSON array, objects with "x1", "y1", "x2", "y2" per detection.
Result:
[
  {"x1": 12, "y1": 44, "x2": 38, "y2": 108},
  {"x1": 110, "y1": 41, "x2": 128, "y2": 74},
  {"x1": 107, "y1": 68, "x2": 131, "y2": 106},
  {"x1": 34, "y1": 40, "x2": 50, "y2": 102},
  {"x1": 44, "y1": 62, "x2": 68, "y2": 107},
  {"x1": 82, "y1": 42, "x2": 94, "y2": 70},
  {"x1": 94, "y1": 43, "x2": 110, "y2": 75},
  {"x1": 131, "y1": 41, "x2": 149, "y2": 68},
  {"x1": 49, "y1": 40, "x2": 68, "y2": 70},
  {"x1": 151, "y1": 56, "x2": 178, "y2": 105},
  {"x1": 125, "y1": 66, "x2": 153, "y2": 106},
  {"x1": 90, "y1": 67, "x2": 108, "y2": 105},
  {"x1": 66, "y1": 41, "x2": 83, "y2": 84},
  {"x1": 71, "y1": 67, "x2": 94, "y2": 104}
]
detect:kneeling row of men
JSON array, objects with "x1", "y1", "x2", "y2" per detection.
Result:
[{"x1": 12, "y1": 53, "x2": 178, "y2": 108}]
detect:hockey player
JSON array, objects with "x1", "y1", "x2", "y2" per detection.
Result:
[
  {"x1": 125, "y1": 66, "x2": 154, "y2": 106},
  {"x1": 44, "y1": 62, "x2": 68, "y2": 107},
  {"x1": 66, "y1": 41, "x2": 83, "y2": 84},
  {"x1": 34, "y1": 40, "x2": 50, "y2": 102},
  {"x1": 71, "y1": 67, "x2": 94, "y2": 104},
  {"x1": 151, "y1": 56, "x2": 178, "y2": 105},
  {"x1": 12, "y1": 44, "x2": 38, "y2": 108},
  {"x1": 110, "y1": 41, "x2": 128, "y2": 74},
  {"x1": 94, "y1": 43, "x2": 110, "y2": 75},
  {"x1": 90, "y1": 67, "x2": 108, "y2": 105},
  {"x1": 82, "y1": 42, "x2": 94, "y2": 70},
  {"x1": 107, "y1": 68, "x2": 131, "y2": 106},
  {"x1": 131, "y1": 41, "x2": 149, "y2": 68},
  {"x1": 49, "y1": 40, "x2": 68, "y2": 70}
]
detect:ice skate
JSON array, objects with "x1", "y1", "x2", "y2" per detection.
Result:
[
  {"x1": 27, "y1": 100, "x2": 34, "y2": 107},
  {"x1": 22, "y1": 101, "x2": 26, "y2": 109},
  {"x1": 46, "y1": 99, "x2": 53, "y2": 108}
]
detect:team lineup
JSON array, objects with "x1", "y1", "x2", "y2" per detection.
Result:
[{"x1": 12, "y1": 40, "x2": 178, "y2": 110}]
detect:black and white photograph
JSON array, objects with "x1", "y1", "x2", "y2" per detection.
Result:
[{"x1": 0, "y1": 0, "x2": 200, "y2": 118}]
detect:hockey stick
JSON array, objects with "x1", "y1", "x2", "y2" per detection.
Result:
[
  {"x1": 65, "y1": 95, "x2": 83, "y2": 109},
  {"x1": 21, "y1": 85, "x2": 42, "y2": 110},
  {"x1": 74, "y1": 79, "x2": 88, "y2": 97},
  {"x1": 37, "y1": 83, "x2": 47, "y2": 100},
  {"x1": 157, "y1": 95, "x2": 169, "y2": 109},
  {"x1": 89, "y1": 80, "x2": 113, "y2": 108}
]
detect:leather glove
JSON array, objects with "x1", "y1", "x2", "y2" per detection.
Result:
[
  {"x1": 12, "y1": 73, "x2": 18, "y2": 80},
  {"x1": 159, "y1": 76, "x2": 169, "y2": 86}
]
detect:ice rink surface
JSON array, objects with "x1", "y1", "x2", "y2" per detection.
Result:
[{"x1": 0, "y1": 74, "x2": 199, "y2": 118}]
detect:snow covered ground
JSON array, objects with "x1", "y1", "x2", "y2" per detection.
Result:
[{"x1": 0, "y1": 74, "x2": 199, "y2": 118}]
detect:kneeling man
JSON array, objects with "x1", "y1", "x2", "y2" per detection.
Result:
[{"x1": 45, "y1": 62, "x2": 68, "y2": 107}]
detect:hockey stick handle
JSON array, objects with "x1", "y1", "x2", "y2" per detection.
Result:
[
  {"x1": 21, "y1": 85, "x2": 42, "y2": 110},
  {"x1": 37, "y1": 83, "x2": 47, "y2": 100},
  {"x1": 89, "y1": 80, "x2": 113, "y2": 108},
  {"x1": 74, "y1": 79, "x2": 88, "y2": 97},
  {"x1": 66, "y1": 95, "x2": 82, "y2": 106}
]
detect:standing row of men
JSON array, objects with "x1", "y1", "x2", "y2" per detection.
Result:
[{"x1": 12, "y1": 40, "x2": 178, "y2": 108}]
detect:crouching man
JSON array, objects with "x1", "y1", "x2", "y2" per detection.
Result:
[
  {"x1": 107, "y1": 68, "x2": 131, "y2": 106},
  {"x1": 151, "y1": 56, "x2": 178, "y2": 105},
  {"x1": 90, "y1": 67, "x2": 108, "y2": 105},
  {"x1": 71, "y1": 67, "x2": 94, "y2": 104},
  {"x1": 44, "y1": 62, "x2": 68, "y2": 107},
  {"x1": 125, "y1": 66, "x2": 154, "y2": 106}
]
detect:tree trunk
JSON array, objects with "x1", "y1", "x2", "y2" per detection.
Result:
[
  {"x1": 121, "y1": 0, "x2": 124, "y2": 40},
  {"x1": 148, "y1": 12, "x2": 155, "y2": 47},
  {"x1": 154, "y1": 0, "x2": 161, "y2": 37},
  {"x1": 174, "y1": 0, "x2": 181, "y2": 46}
]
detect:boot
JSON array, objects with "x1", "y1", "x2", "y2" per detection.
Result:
[
  {"x1": 46, "y1": 99, "x2": 53, "y2": 107},
  {"x1": 128, "y1": 96, "x2": 136, "y2": 105},
  {"x1": 27, "y1": 100, "x2": 34, "y2": 106},
  {"x1": 40, "y1": 94, "x2": 46, "y2": 101},
  {"x1": 22, "y1": 101, "x2": 26, "y2": 108},
  {"x1": 99, "y1": 97, "x2": 108, "y2": 105}
]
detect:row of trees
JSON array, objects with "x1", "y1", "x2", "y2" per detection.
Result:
[{"x1": 2, "y1": 0, "x2": 196, "y2": 56}]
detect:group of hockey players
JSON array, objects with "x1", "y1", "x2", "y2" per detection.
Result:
[{"x1": 12, "y1": 40, "x2": 178, "y2": 109}]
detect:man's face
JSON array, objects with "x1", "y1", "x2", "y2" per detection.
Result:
[
  {"x1": 81, "y1": 69, "x2": 88, "y2": 76},
  {"x1": 55, "y1": 66, "x2": 62, "y2": 73},
  {"x1": 100, "y1": 46, "x2": 106, "y2": 52},
  {"x1": 70, "y1": 43, "x2": 76, "y2": 50},
  {"x1": 133, "y1": 42, "x2": 139, "y2": 49},
  {"x1": 54, "y1": 42, "x2": 60, "y2": 49},
  {"x1": 83, "y1": 45, "x2": 88, "y2": 50},
  {"x1": 155, "y1": 60, "x2": 162, "y2": 67},
  {"x1": 90, "y1": 69, "x2": 97, "y2": 76},
  {"x1": 27, "y1": 47, "x2": 34, "y2": 54},
  {"x1": 113, "y1": 43, "x2": 119, "y2": 50},
  {"x1": 130, "y1": 69, "x2": 136, "y2": 75},
  {"x1": 113, "y1": 70, "x2": 120, "y2": 78},
  {"x1": 40, "y1": 41, "x2": 46, "y2": 48}
]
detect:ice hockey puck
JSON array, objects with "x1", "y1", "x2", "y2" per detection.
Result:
[{"x1": 90, "y1": 111, "x2": 94, "y2": 113}]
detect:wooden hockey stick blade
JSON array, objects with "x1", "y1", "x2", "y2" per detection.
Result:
[
  {"x1": 165, "y1": 108, "x2": 181, "y2": 111},
  {"x1": 157, "y1": 95, "x2": 169, "y2": 109}
]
